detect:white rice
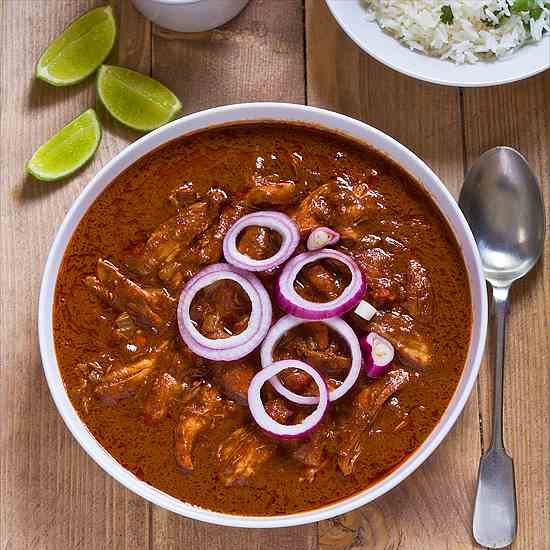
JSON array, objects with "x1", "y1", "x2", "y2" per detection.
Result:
[{"x1": 363, "y1": 0, "x2": 550, "y2": 63}]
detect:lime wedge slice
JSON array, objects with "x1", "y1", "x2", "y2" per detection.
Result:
[
  {"x1": 36, "y1": 6, "x2": 116, "y2": 86},
  {"x1": 26, "y1": 109, "x2": 101, "y2": 182},
  {"x1": 97, "y1": 65, "x2": 182, "y2": 132}
]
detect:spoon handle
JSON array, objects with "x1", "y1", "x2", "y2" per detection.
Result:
[
  {"x1": 473, "y1": 285, "x2": 517, "y2": 548},
  {"x1": 490, "y1": 285, "x2": 509, "y2": 449}
]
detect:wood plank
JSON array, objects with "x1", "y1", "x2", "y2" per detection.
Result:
[
  {"x1": 3, "y1": 1, "x2": 547, "y2": 549},
  {"x1": 152, "y1": 519, "x2": 318, "y2": 550},
  {"x1": 111, "y1": 0, "x2": 152, "y2": 72},
  {"x1": 306, "y1": 2, "x2": 482, "y2": 548},
  {"x1": 148, "y1": 1, "x2": 315, "y2": 547},
  {"x1": 0, "y1": 1, "x2": 151, "y2": 549},
  {"x1": 463, "y1": 74, "x2": 550, "y2": 550},
  {"x1": 151, "y1": 0, "x2": 305, "y2": 113}
]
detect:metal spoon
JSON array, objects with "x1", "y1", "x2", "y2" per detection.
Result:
[{"x1": 459, "y1": 147, "x2": 545, "y2": 549}]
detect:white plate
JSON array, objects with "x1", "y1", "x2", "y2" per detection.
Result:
[{"x1": 326, "y1": 0, "x2": 550, "y2": 87}]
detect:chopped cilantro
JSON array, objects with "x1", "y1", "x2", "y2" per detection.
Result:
[
  {"x1": 483, "y1": 0, "x2": 550, "y2": 28},
  {"x1": 510, "y1": 0, "x2": 536, "y2": 14},
  {"x1": 440, "y1": 5, "x2": 454, "y2": 24}
]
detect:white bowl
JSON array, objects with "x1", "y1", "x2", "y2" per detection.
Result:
[
  {"x1": 131, "y1": 0, "x2": 250, "y2": 33},
  {"x1": 39, "y1": 103, "x2": 488, "y2": 528},
  {"x1": 326, "y1": 0, "x2": 550, "y2": 87}
]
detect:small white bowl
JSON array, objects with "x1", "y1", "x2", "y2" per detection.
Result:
[
  {"x1": 39, "y1": 103, "x2": 488, "y2": 528},
  {"x1": 131, "y1": 0, "x2": 250, "y2": 33},
  {"x1": 326, "y1": 0, "x2": 550, "y2": 87}
]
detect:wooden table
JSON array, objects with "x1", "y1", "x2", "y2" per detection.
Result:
[{"x1": 1, "y1": 1, "x2": 549, "y2": 548}]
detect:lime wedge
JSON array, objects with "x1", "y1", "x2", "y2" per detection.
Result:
[
  {"x1": 26, "y1": 109, "x2": 101, "y2": 182},
  {"x1": 36, "y1": 6, "x2": 116, "y2": 86},
  {"x1": 97, "y1": 65, "x2": 182, "y2": 132}
]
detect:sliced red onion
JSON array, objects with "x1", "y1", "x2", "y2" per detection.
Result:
[
  {"x1": 177, "y1": 263, "x2": 272, "y2": 361},
  {"x1": 360, "y1": 332, "x2": 395, "y2": 378},
  {"x1": 260, "y1": 314, "x2": 362, "y2": 403},
  {"x1": 222, "y1": 211, "x2": 300, "y2": 272},
  {"x1": 354, "y1": 299, "x2": 377, "y2": 321},
  {"x1": 248, "y1": 360, "x2": 328, "y2": 439},
  {"x1": 275, "y1": 249, "x2": 366, "y2": 320},
  {"x1": 306, "y1": 227, "x2": 340, "y2": 251}
]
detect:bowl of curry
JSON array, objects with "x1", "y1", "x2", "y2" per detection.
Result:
[{"x1": 39, "y1": 103, "x2": 488, "y2": 528}]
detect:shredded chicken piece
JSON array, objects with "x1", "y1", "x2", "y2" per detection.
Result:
[
  {"x1": 369, "y1": 310, "x2": 432, "y2": 369},
  {"x1": 292, "y1": 183, "x2": 333, "y2": 236},
  {"x1": 218, "y1": 425, "x2": 277, "y2": 486},
  {"x1": 159, "y1": 202, "x2": 249, "y2": 290},
  {"x1": 141, "y1": 191, "x2": 226, "y2": 273},
  {"x1": 211, "y1": 361, "x2": 255, "y2": 405},
  {"x1": 143, "y1": 373, "x2": 182, "y2": 425},
  {"x1": 404, "y1": 258, "x2": 433, "y2": 321},
  {"x1": 264, "y1": 397, "x2": 295, "y2": 424},
  {"x1": 77, "y1": 355, "x2": 113, "y2": 385},
  {"x1": 293, "y1": 416, "x2": 335, "y2": 482},
  {"x1": 174, "y1": 383, "x2": 233, "y2": 472},
  {"x1": 113, "y1": 312, "x2": 136, "y2": 338},
  {"x1": 168, "y1": 182, "x2": 199, "y2": 207},
  {"x1": 111, "y1": 313, "x2": 151, "y2": 357},
  {"x1": 72, "y1": 379, "x2": 94, "y2": 415},
  {"x1": 246, "y1": 150, "x2": 304, "y2": 205},
  {"x1": 330, "y1": 180, "x2": 377, "y2": 229},
  {"x1": 337, "y1": 369, "x2": 410, "y2": 475},
  {"x1": 299, "y1": 262, "x2": 347, "y2": 301},
  {"x1": 299, "y1": 347, "x2": 351, "y2": 377},
  {"x1": 277, "y1": 367, "x2": 318, "y2": 396},
  {"x1": 175, "y1": 415, "x2": 210, "y2": 472},
  {"x1": 85, "y1": 259, "x2": 174, "y2": 329},
  {"x1": 237, "y1": 226, "x2": 279, "y2": 260},
  {"x1": 292, "y1": 180, "x2": 377, "y2": 237},
  {"x1": 189, "y1": 279, "x2": 251, "y2": 341},
  {"x1": 168, "y1": 183, "x2": 226, "y2": 209},
  {"x1": 197, "y1": 201, "x2": 249, "y2": 261},
  {"x1": 79, "y1": 343, "x2": 182, "y2": 413},
  {"x1": 95, "y1": 350, "x2": 163, "y2": 404},
  {"x1": 245, "y1": 177, "x2": 297, "y2": 207},
  {"x1": 349, "y1": 246, "x2": 406, "y2": 306},
  {"x1": 308, "y1": 322, "x2": 330, "y2": 349},
  {"x1": 274, "y1": 323, "x2": 351, "y2": 379}
]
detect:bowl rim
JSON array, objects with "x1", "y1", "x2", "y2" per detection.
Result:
[
  {"x1": 38, "y1": 102, "x2": 488, "y2": 528},
  {"x1": 325, "y1": 0, "x2": 550, "y2": 88}
]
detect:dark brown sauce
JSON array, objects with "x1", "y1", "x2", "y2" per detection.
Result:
[{"x1": 53, "y1": 122, "x2": 471, "y2": 515}]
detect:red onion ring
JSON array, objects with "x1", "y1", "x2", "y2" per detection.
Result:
[
  {"x1": 275, "y1": 249, "x2": 366, "y2": 320},
  {"x1": 222, "y1": 211, "x2": 300, "y2": 272},
  {"x1": 248, "y1": 360, "x2": 328, "y2": 439},
  {"x1": 177, "y1": 263, "x2": 272, "y2": 361},
  {"x1": 260, "y1": 314, "x2": 362, "y2": 403}
]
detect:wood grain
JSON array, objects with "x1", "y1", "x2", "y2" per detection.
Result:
[
  {"x1": 1, "y1": 0, "x2": 549, "y2": 548},
  {"x1": 463, "y1": 75, "x2": 550, "y2": 550},
  {"x1": 151, "y1": 0, "x2": 305, "y2": 113},
  {"x1": 149, "y1": 1, "x2": 313, "y2": 548},
  {"x1": 0, "y1": 1, "x2": 151, "y2": 549},
  {"x1": 306, "y1": 3, "x2": 483, "y2": 548}
]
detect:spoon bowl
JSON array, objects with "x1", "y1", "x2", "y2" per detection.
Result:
[
  {"x1": 460, "y1": 146, "x2": 545, "y2": 548},
  {"x1": 460, "y1": 147, "x2": 545, "y2": 287}
]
